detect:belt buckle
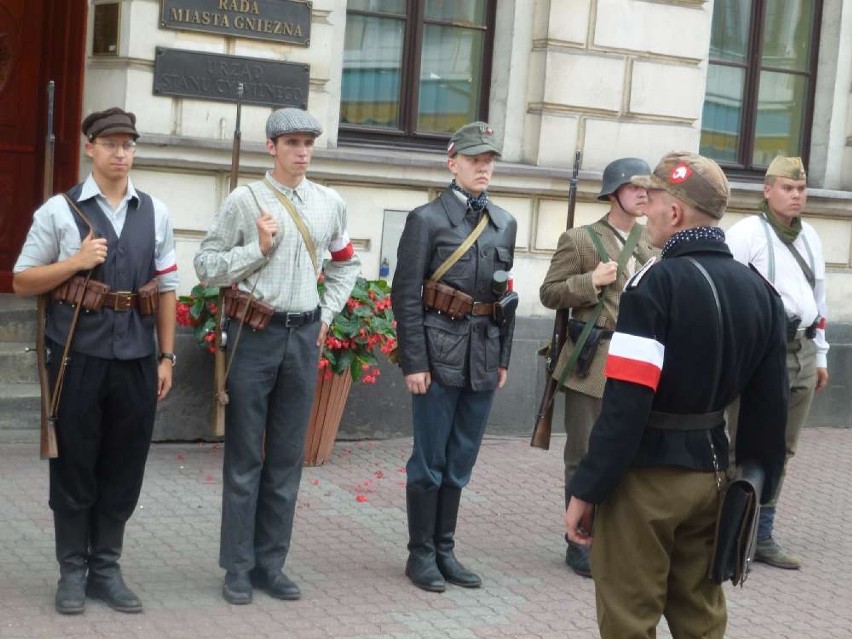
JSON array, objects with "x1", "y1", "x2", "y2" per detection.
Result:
[
  {"x1": 113, "y1": 291, "x2": 133, "y2": 311},
  {"x1": 283, "y1": 312, "x2": 298, "y2": 328}
]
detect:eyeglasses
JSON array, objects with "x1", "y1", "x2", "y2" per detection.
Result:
[{"x1": 93, "y1": 140, "x2": 137, "y2": 153}]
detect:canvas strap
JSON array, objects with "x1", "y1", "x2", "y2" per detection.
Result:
[
  {"x1": 263, "y1": 178, "x2": 319, "y2": 275},
  {"x1": 429, "y1": 212, "x2": 490, "y2": 283}
]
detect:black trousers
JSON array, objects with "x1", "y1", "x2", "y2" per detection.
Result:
[{"x1": 47, "y1": 339, "x2": 158, "y2": 521}]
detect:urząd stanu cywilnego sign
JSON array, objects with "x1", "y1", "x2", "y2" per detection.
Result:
[{"x1": 160, "y1": 0, "x2": 311, "y2": 46}]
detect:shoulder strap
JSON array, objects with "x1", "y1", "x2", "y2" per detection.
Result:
[
  {"x1": 61, "y1": 193, "x2": 96, "y2": 237},
  {"x1": 684, "y1": 257, "x2": 723, "y2": 410},
  {"x1": 429, "y1": 212, "x2": 490, "y2": 282},
  {"x1": 758, "y1": 215, "x2": 777, "y2": 283},
  {"x1": 261, "y1": 178, "x2": 320, "y2": 275},
  {"x1": 586, "y1": 226, "x2": 610, "y2": 262},
  {"x1": 786, "y1": 241, "x2": 816, "y2": 290}
]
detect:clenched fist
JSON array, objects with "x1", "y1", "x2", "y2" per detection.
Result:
[
  {"x1": 591, "y1": 260, "x2": 618, "y2": 288},
  {"x1": 75, "y1": 230, "x2": 108, "y2": 270}
]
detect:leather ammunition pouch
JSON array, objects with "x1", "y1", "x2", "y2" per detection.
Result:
[
  {"x1": 422, "y1": 280, "x2": 475, "y2": 320},
  {"x1": 52, "y1": 276, "x2": 110, "y2": 312},
  {"x1": 223, "y1": 288, "x2": 274, "y2": 331},
  {"x1": 137, "y1": 278, "x2": 160, "y2": 315},
  {"x1": 493, "y1": 291, "x2": 518, "y2": 327},
  {"x1": 567, "y1": 319, "x2": 613, "y2": 378}
]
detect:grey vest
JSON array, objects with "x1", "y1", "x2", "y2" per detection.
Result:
[{"x1": 46, "y1": 184, "x2": 157, "y2": 360}]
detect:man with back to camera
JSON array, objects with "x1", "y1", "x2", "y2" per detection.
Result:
[
  {"x1": 565, "y1": 151, "x2": 788, "y2": 638},
  {"x1": 195, "y1": 108, "x2": 360, "y2": 605},
  {"x1": 540, "y1": 157, "x2": 657, "y2": 577},
  {"x1": 14, "y1": 107, "x2": 178, "y2": 614},
  {"x1": 724, "y1": 155, "x2": 829, "y2": 570},
  {"x1": 392, "y1": 121, "x2": 518, "y2": 593}
]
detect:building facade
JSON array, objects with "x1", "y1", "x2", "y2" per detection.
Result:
[{"x1": 2, "y1": 0, "x2": 850, "y2": 437}]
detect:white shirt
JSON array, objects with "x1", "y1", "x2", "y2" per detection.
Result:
[{"x1": 725, "y1": 213, "x2": 829, "y2": 368}]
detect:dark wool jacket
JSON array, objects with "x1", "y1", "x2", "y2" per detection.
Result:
[
  {"x1": 392, "y1": 187, "x2": 518, "y2": 391},
  {"x1": 569, "y1": 237, "x2": 789, "y2": 504}
]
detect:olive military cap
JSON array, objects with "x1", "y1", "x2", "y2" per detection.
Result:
[
  {"x1": 631, "y1": 151, "x2": 730, "y2": 220},
  {"x1": 81, "y1": 107, "x2": 139, "y2": 141},
  {"x1": 447, "y1": 121, "x2": 501, "y2": 158},
  {"x1": 265, "y1": 108, "x2": 323, "y2": 140},
  {"x1": 766, "y1": 156, "x2": 806, "y2": 181}
]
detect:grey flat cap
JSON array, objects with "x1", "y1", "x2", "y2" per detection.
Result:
[{"x1": 266, "y1": 108, "x2": 323, "y2": 140}]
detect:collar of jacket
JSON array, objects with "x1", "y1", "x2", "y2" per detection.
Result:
[
  {"x1": 663, "y1": 236, "x2": 732, "y2": 260},
  {"x1": 438, "y1": 186, "x2": 507, "y2": 231}
]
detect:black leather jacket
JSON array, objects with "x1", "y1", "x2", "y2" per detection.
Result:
[{"x1": 392, "y1": 187, "x2": 518, "y2": 391}]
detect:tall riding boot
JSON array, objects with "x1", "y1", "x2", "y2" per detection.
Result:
[
  {"x1": 86, "y1": 515, "x2": 143, "y2": 613},
  {"x1": 54, "y1": 511, "x2": 89, "y2": 614},
  {"x1": 405, "y1": 487, "x2": 445, "y2": 592},
  {"x1": 434, "y1": 485, "x2": 481, "y2": 588}
]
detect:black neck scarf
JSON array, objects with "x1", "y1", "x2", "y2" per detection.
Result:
[{"x1": 451, "y1": 180, "x2": 489, "y2": 212}]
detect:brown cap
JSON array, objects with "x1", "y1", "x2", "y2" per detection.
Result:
[
  {"x1": 631, "y1": 151, "x2": 730, "y2": 219},
  {"x1": 765, "y1": 156, "x2": 806, "y2": 181},
  {"x1": 447, "y1": 121, "x2": 501, "y2": 157},
  {"x1": 81, "y1": 107, "x2": 139, "y2": 141}
]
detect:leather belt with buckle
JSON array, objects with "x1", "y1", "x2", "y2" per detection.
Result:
[
  {"x1": 273, "y1": 306, "x2": 321, "y2": 328},
  {"x1": 102, "y1": 291, "x2": 137, "y2": 312},
  {"x1": 471, "y1": 302, "x2": 495, "y2": 316}
]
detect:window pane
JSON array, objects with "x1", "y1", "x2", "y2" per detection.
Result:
[
  {"x1": 341, "y1": 14, "x2": 404, "y2": 129},
  {"x1": 752, "y1": 70, "x2": 807, "y2": 166},
  {"x1": 347, "y1": 0, "x2": 405, "y2": 15},
  {"x1": 699, "y1": 64, "x2": 746, "y2": 163},
  {"x1": 761, "y1": 0, "x2": 814, "y2": 71},
  {"x1": 418, "y1": 25, "x2": 484, "y2": 134},
  {"x1": 709, "y1": 0, "x2": 752, "y2": 63},
  {"x1": 424, "y1": 0, "x2": 487, "y2": 25}
]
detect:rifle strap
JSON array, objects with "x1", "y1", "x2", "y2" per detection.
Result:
[
  {"x1": 555, "y1": 224, "x2": 643, "y2": 388},
  {"x1": 429, "y1": 212, "x2": 490, "y2": 282},
  {"x1": 263, "y1": 178, "x2": 320, "y2": 276},
  {"x1": 61, "y1": 194, "x2": 96, "y2": 237}
]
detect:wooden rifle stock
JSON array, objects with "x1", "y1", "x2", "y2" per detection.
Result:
[
  {"x1": 38, "y1": 80, "x2": 58, "y2": 459},
  {"x1": 531, "y1": 150, "x2": 582, "y2": 449},
  {"x1": 212, "y1": 83, "x2": 244, "y2": 437}
]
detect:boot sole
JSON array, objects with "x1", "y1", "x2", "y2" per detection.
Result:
[
  {"x1": 445, "y1": 577, "x2": 481, "y2": 588},
  {"x1": 86, "y1": 587, "x2": 143, "y2": 613},
  {"x1": 55, "y1": 603, "x2": 85, "y2": 615}
]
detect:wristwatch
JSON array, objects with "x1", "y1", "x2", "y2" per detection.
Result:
[{"x1": 159, "y1": 352, "x2": 177, "y2": 367}]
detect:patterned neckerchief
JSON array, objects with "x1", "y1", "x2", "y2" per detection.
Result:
[
  {"x1": 451, "y1": 180, "x2": 489, "y2": 212},
  {"x1": 661, "y1": 226, "x2": 726, "y2": 259}
]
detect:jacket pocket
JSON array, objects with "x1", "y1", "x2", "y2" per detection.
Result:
[
  {"x1": 485, "y1": 324, "x2": 501, "y2": 371},
  {"x1": 495, "y1": 246, "x2": 513, "y2": 270},
  {"x1": 423, "y1": 312, "x2": 469, "y2": 383},
  {"x1": 431, "y1": 245, "x2": 472, "y2": 280}
]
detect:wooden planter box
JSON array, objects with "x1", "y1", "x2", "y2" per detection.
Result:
[{"x1": 303, "y1": 371, "x2": 352, "y2": 466}]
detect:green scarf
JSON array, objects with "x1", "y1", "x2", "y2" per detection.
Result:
[{"x1": 761, "y1": 199, "x2": 801, "y2": 244}]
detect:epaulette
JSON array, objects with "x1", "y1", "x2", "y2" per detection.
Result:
[
  {"x1": 626, "y1": 256, "x2": 658, "y2": 289},
  {"x1": 749, "y1": 263, "x2": 781, "y2": 298}
]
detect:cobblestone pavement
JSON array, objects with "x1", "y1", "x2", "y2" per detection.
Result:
[{"x1": 0, "y1": 428, "x2": 850, "y2": 639}]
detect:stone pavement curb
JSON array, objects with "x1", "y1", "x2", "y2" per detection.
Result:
[{"x1": 1, "y1": 429, "x2": 850, "y2": 638}]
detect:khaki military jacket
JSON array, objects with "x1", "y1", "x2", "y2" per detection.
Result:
[{"x1": 539, "y1": 215, "x2": 657, "y2": 398}]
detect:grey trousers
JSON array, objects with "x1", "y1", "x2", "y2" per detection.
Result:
[
  {"x1": 563, "y1": 388, "x2": 602, "y2": 507},
  {"x1": 219, "y1": 318, "x2": 321, "y2": 574}
]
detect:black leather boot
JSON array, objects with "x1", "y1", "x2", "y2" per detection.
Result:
[
  {"x1": 435, "y1": 485, "x2": 481, "y2": 588},
  {"x1": 86, "y1": 515, "x2": 142, "y2": 613},
  {"x1": 405, "y1": 487, "x2": 445, "y2": 592},
  {"x1": 54, "y1": 511, "x2": 89, "y2": 615}
]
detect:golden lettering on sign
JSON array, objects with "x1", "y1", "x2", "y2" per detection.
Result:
[{"x1": 168, "y1": 2, "x2": 302, "y2": 39}]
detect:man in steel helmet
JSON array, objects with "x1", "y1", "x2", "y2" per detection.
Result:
[{"x1": 540, "y1": 157, "x2": 657, "y2": 577}]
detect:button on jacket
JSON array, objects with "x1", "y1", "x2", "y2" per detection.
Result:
[{"x1": 392, "y1": 187, "x2": 517, "y2": 391}]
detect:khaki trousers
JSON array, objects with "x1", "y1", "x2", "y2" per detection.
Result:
[
  {"x1": 592, "y1": 467, "x2": 726, "y2": 639},
  {"x1": 563, "y1": 388, "x2": 602, "y2": 506}
]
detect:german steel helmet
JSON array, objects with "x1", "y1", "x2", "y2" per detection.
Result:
[{"x1": 597, "y1": 157, "x2": 652, "y2": 201}]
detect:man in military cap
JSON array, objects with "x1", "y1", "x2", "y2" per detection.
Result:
[
  {"x1": 392, "y1": 121, "x2": 518, "y2": 592},
  {"x1": 540, "y1": 157, "x2": 656, "y2": 577},
  {"x1": 725, "y1": 156, "x2": 829, "y2": 570},
  {"x1": 14, "y1": 107, "x2": 179, "y2": 614},
  {"x1": 195, "y1": 108, "x2": 360, "y2": 605},
  {"x1": 565, "y1": 151, "x2": 788, "y2": 637}
]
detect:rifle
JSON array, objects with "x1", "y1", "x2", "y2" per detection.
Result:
[
  {"x1": 212, "y1": 82, "x2": 244, "y2": 437},
  {"x1": 37, "y1": 80, "x2": 58, "y2": 459},
  {"x1": 531, "y1": 150, "x2": 582, "y2": 449}
]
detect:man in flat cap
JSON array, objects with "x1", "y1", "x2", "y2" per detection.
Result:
[
  {"x1": 392, "y1": 121, "x2": 517, "y2": 592},
  {"x1": 539, "y1": 157, "x2": 657, "y2": 577},
  {"x1": 14, "y1": 107, "x2": 179, "y2": 614},
  {"x1": 565, "y1": 151, "x2": 787, "y2": 637},
  {"x1": 725, "y1": 156, "x2": 829, "y2": 570},
  {"x1": 195, "y1": 107, "x2": 359, "y2": 605}
]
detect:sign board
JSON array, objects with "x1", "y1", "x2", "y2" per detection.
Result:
[
  {"x1": 160, "y1": 0, "x2": 311, "y2": 46},
  {"x1": 153, "y1": 47, "x2": 309, "y2": 109}
]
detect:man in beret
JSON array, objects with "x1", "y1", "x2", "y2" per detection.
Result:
[
  {"x1": 14, "y1": 107, "x2": 179, "y2": 614},
  {"x1": 724, "y1": 156, "x2": 829, "y2": 570},
  {"x1": 392, "y1": 122, "x2": 517, "y2": 592},
  {"x1": 565, "y1": 152, "x2": 787, "y2": 637},
  {"x1": 195, "y1": 108, "x2": 360, "y2": 605}
]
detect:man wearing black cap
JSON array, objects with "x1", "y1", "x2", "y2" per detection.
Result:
[
  {"x1": 564, "y1": 152, "x2": 788, "y2": 637},
  {"x1": 392, "y1": 121, "x2": 518, "y2": 592},
  {"x1": 195, "y1": 107, "x2": 360, "y2": 605},
  {"x1": 539, "y1": 157, "x2": 656, "y2": 577},
  {"x1": 14, "y1": 107, "x2": 179, "y2": 614}
]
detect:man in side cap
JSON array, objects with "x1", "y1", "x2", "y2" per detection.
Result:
[
  {"x1": 724, "y1": 156, "x2": 829, "y2": 570},
  {"x1": 13, "y1": 107, "x2": 179, "y2": 614},
  {"x1": 564, "y1": 151, "x2": 787, "y2": 637},
  {"x1": 392, "y1": 122, "x2": 517, "y2": 592},
  {"x1": 195, "y1": 108, "x2": 360, "y2": 605},
  {"x1": 540, "y1": 157, "x2": 657, "y2": 577}
]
